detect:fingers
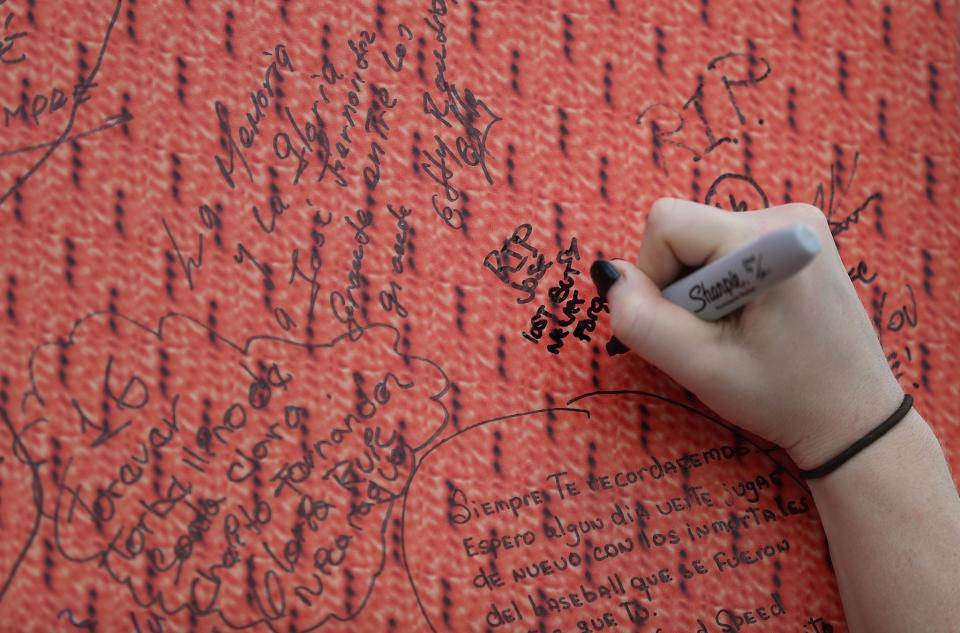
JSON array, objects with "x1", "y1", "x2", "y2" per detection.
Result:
[
  {"x1": 637, "y1": 198, "x2": 756, "y2": 288},
  {"x1": 590, "y1": 197, "x2": 746, "y2": 378},
  {"x1": 592, "y1": 259, "x2": 722, "y2": 385},
  {"x1": 596, "y1": 198, "x2": 828, "y2": 385}
]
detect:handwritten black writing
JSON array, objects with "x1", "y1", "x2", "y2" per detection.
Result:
[
  {"x1": 637, "y1": 52, "x2": 771, "y2": 175},
  {"x1": 0, "y1": 0, "x2": 124, "y2": 209}
]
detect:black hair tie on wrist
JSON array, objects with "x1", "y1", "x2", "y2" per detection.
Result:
[{"x1": 798, "y1": 394, "x2": 914, "y2": 479}]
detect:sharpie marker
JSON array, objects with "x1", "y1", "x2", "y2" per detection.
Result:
[
  {"x1": 661, "y1": 223, "x2": 821, "y2": 321},
  {"x1": 596, "y1": 223, "x2": 821, "y2": 355}
]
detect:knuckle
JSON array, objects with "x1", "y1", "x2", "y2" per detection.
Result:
[
  {"x1": 646, "y1": 197, "x2": 675, "y2": 228},
  {"x1": 610, "y1": 293, "x2": 648, "y2": 348},
  {"x1": 608, "y1": 294, "x2": 636, "y2": 336},
  {"x1": 788, "y1": 203, "x2": 828, "y2": 226}
]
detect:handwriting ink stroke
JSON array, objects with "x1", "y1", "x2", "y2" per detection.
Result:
[{"x1": 0, "y1": 0, "x2": 124, "y2": 209}]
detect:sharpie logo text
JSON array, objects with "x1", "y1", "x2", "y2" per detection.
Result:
[{"x1": 689, "y1": 271, "x2": 749, "y2": 313}]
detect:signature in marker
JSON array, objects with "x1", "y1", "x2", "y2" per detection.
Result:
[{"x1": 0, "y1": 0, "x2": 125, "y2": 209}]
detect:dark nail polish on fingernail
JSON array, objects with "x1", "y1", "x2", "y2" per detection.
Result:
[
  {"x1": 605, "y1": 336, "x2": 630, "y2": 356},
  {"x1": 590, "y1": 260, "x2": 621, "y2": 299}
]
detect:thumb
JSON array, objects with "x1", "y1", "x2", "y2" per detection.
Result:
[{"x1": 591, "y1": 259, "x2": 722, "y2": 384}]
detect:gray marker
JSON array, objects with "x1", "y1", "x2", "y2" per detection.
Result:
[{"x1": 661, "y1": 224, "x2": 821, "y2": 321}]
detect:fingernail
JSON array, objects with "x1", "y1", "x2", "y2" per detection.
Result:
[
  {"x1": 605, "y1": 336, "x2": 630, "y2": 356},
  {"x1": 590, "y1": 260, "x2": 621, "y2": 299}
]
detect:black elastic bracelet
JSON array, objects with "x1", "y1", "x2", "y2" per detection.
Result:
[{"x1": 798, "y1": 394, "x2": 914, "y2": 479}]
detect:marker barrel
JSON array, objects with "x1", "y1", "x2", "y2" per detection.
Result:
[{"x1": 661, "y1": 224, "x2": 821, "y2": 321}]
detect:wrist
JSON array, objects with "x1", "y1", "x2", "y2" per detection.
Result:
[
  {"x1": 786, "y1": 385, "x2": 906, "y2": 471},
  {"x1": 800, "y1": 408, "x2": 940, "y2": 497},
  {"x1": 791, "y1": 404, "x2": 932, "y2": 479}
]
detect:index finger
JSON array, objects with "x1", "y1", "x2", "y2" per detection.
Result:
[{"x1": 637, "y1": 198, "x2": 756, "y2": 288}]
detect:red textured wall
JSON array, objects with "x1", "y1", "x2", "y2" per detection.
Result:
[{"x1": 0, "y1": 1, "x2": 958, "y2": 631}]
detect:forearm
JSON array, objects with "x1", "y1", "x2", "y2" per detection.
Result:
[{"x1": 806, "y1": 409, "x2": 960, "y2": 633}]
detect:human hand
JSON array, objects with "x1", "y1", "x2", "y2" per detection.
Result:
[{"x1": 592, "y1": 198, "x2": 904, "y2": 469}]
